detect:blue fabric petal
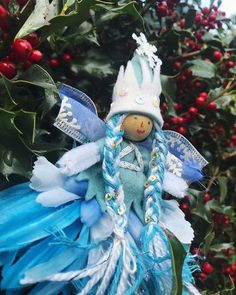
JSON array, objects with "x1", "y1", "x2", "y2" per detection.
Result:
[
  {"x1": 63, "y1": 177, "x2": 88, "y2": 196},
  {"x1": 80, "y1": 198, "x2": 102, "y2": 227},
  {"x1": 182, "y1": 162, "x2": 204, "y2": 183},
  {"x1": 1, "y1": 220, "x2": 81, "y2": 289},
  {"x1": 0, "y1": 200, "x2": 81, "y2": 251}
]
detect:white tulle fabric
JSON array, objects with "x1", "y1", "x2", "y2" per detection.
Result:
[
  {"x1": 56, "y1": 142, "x2": 101, "y2": 176},
  {"x1": 160, "y1": 200, "x2": 194, "y2": 244},
  {"x1": 163, "y1": 170, "x2": 188, "y2": 198},
  {"x1": 30, "y1": 156, "x2": 66, "y2": 192}
]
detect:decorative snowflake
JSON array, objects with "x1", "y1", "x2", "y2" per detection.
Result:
[{"x1": 132, "y1": 33, "x2": 160, "y2": 68}]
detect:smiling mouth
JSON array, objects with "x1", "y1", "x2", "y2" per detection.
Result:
[{"x1": 137, "y1": 129, "x2": 145, "y2": 135}]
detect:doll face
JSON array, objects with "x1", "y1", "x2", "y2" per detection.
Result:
[{"x1": 122, "y1": 114, "x2": 153, "y2": 141}]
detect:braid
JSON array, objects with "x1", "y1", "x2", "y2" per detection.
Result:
[
  {"x1": 143, "y1": 123, "x2": 168, "y2": 224},
  {"x1": 102, "y1": 114, "x2": 127, "y2": 235}
]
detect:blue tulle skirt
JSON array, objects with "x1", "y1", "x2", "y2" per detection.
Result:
[{"x1": 0, "y1": 181, "x2": 198, "y2": 295}]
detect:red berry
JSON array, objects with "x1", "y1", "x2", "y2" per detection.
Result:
[
  {"x1": 179, "y1": 18, "x2": 185, "y2": 29},
  {"x1": 230, "y1": 264, "x2": 236, "y2": 274},
  {"x1": 201, "y1": 19, "x2": 208, "y2": 27},
  {"x1": 203, "y1": 193, "x2": 212, "y2": 202},
  {"x1": 0, "y1": 61, "x2": 17, "y2": 79},
  {"x1": 224, "y1": 266, "x2": 231, "y2": 275},
  {"x1": 63, "y1": 53, "x2": 72, "y2": 63},
  {"x1": 195, "y1": 96, "x2": 206, "y2": 107},
  {"x1": 156, "y1": 2, "x2": 168, "y2": 17},
  {"x1": 226, "y1": 61, "x2": 235, "y2": 68},
  {"x1": 195, "y1": 81, "x2": 203, "y2": 89},
  {"x1": 202, "y1": 262, "x2": 214, "y2": 274},
  {"x1": 12, "y1": 39, "x2": 33, "y2": 62},
  {"x1": 161, "y1": 102, "x2": 168, "y2": 111},
  {"x1": 30, "y1": 50, "x2": 43, "y2": 63},
  {"x1": 177, "y1": 126, "x2": 187, "y2": 135},
  {"x1": 212, "y1": 4, "x2": 218, "y2": 11},
  {"x1": 206, "y1": 101, "x2": 217, "y2": 110},
  {"x1": 208, "y1": 22, "x2": 215, "y2": 29},
  {"x1": 174, "y1": 61, "x2": 182, "y2": 71},
  {"x1": 179, "y1": 201, "x2": 189, "y2": 213},
  {"x1": 199, "y1": 92, "x2": 208, "y2": 99},
  {"x1": 195, "y1": 13, "x2": 202, "y2": 23},
  {"x1": 208, "y1": 12, "x2": 217, "y2": 21},
  {"x1": 176, "y1": 117, "x2": 185, "y2": 125},
  {"x1": 174, "y1": 102, "x2": 183, "y2": 111},
  {"x1": 188, "y1": 106, "x2": 198, "y2": 115},
  {"x1": 25, "y1": 32, "x2": 40, "y2": 47},
  {"x1": 231, "y1": 135, "x2": 236, "y2": 144},
  {"x1": 163, "y1": 122, "x2": 170, "y2": 129},
  {"x1": 170, "y1": 117, "x2": 178, "y2": 124},
  {"x1": 213, "y1": 51, "x2": 223, "y2": 61},
  {"x1": 199, "y1": 273, "x2": 208, "y2": 280},
  {"x1": 0, "y1": 4, "x2": 7, "y2": 18},
  {"x1": 201, "y1": 7, "x2": 209, "y2": 15},
  {"x1": 225, "y1": 248, "x2": 234, "y2": 256},
  {"x1": 49, "y1": 58, "x2": 60, "y2": 69},
  {"x1": 16, "y1": 0, "x2": 29, "y2": 6}
]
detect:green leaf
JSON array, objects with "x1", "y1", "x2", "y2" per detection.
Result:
[
  {"x1": 218, "y1": 176, "x2": 228, "y2": 203},
  {"x1": 73, "y1": 49, "x2": 114, "y2": 77},
  {"x1": 169, "y1": 235, "x2": 186, "y2": 295},
  {"x1": 190, "y1": 59, "x2": 217, "y2": 78},
  {"x1": 0, "y1": 75, "x2": 17, "y2": 110},
  {"x1": 14, "y1": 110, "x2": 36, "y2": 144},
  {"x1": 184, "y1": 8, "x2": 196, "y2": 29},
  {"x1": 202, "y1": 227, "x2": 215, "y2": 254},
  {"x1": 95, "y1": 1, "x2": 143, "y2": 26},
  {"x1": 37, "y1": 0, "x2": 96, "y2": 40},
  {"x1": 160, "y1": 75, "x2": 176, "y2": 116},
  {"x1": 210, "y1": 242, "x2": 234, "y2": 252},
  {"x1": 0, "y1": 109, "x2": 33, "y2": 178},
  {"x1": 16, "y1": 0, "x2": 60, "y2": 39}
]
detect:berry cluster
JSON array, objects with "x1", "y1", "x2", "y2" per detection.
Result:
[
  {"x1": 0, "y1": 2, "x2": 43, "y2": 79},
  {"x1": 194, "y1": 5, "x2": 225, "y2": 30},
  {"x1": 49, "y1": 53, "x2": 74, "y2": 70},
  {"x1": 0, "y1": 34, "x2": 43, "y2": 79},
  {"x1": 156, "y1": 1, "x2": 181, "y2": 18}
]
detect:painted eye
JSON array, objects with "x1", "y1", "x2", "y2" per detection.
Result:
[
  {"x1": 148, "y1": 121, "x2": 151, "y2": 125},
  {"x1": 133, "y1": 116, "x2": 138, "y2": 120}
]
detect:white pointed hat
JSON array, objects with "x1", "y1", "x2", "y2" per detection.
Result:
[{"x1": 107, "y1": 33, "x2": 164, "y2": 127}]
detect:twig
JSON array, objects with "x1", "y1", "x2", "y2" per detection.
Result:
[{"x1": 222, "y1": 150, "x2": 236, "y2": 160}]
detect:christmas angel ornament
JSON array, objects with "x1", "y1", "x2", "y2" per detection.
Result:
[{"x1": 0, "y1": 33, "x2": 207, "y2": 294}]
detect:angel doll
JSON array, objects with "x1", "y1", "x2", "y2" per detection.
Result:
[{"x1": 0, "y1": 33, "x2": 207, "y2": 294}]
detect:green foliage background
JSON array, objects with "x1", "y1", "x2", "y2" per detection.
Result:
[{"x1": 0, "y1": 0, "x2": 235, "y2": 293}]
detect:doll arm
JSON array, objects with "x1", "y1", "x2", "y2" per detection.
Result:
[{"x1": 56, "y1": 139, "x2": 105, "y2": 177}]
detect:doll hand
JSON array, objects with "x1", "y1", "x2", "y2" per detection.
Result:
[
  {"x1": 30, "y1": 157, "x2": 66, "y2": 192},
  {"x1": 56, "y1": 142, "x2": 101, "y2": 176}
]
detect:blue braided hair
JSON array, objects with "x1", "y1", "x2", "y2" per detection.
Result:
[{"x1": 102, "y1": 113, "x2": 127, "y2": 232}]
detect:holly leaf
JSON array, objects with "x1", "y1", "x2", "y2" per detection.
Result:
[
  {"x1": 95, "y1": 1, "x2": 143, "y2": 26},
  {"x1": 14, "y1": 110, "x2": 36, "y2": 144},
  {"x1": 16, "y1": 0, "x2": 60, "y2": 39},
  {"x1": 190, "y1": 59, "x2": 217, "y2": 79},
  {"x1": 161, "y1": 75, "x2": 176, "y2": 116},
  {"x1": 210, "y1": 242, "x2": 234, "y2": 252},
  {"x1": 184, "y1": 8, "x2": 196, "y2": 29},
  {"x1": 217, "y1": 176, "x2": 228, "y2": 203},
  {"x1": 169, "y1": 235, "x2": 186, "y2": 295},
  {"x1": 0, "y1": 109, "x2": 33, "y2": 178}
]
